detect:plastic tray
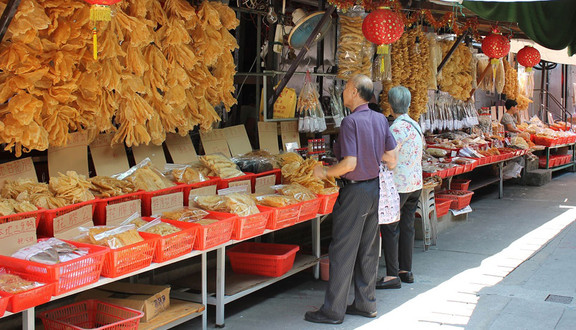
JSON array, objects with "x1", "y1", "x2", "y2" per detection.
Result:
[
  {"x1": 100, "y1": 235, "x2": 158, "y2": 278},
  {"x1": 297, "y1": 198, "x2": 322, "y2": 223},
  {"x1": 450, "y1": 179, "x2": 471, "y2": 191},
  {"x1": 93, "y1": 192, "x2": 143, "y2": 226},
  {"x1": 0, "y1": 240, "x2": 108, "y2": 296},
  {"x1": 40, "y1": 200, "x2": 96, "y2": 237},
  {"x1": 435, "y1": 198, "x2": 452, "y2": 218},
  {"x1": 140, "y1": 186, "x2": 184, "y2": 216},
  {"x1": 257, "y1": 204, "x2": 300, "y2": 230},
  {"x1": 0, "y1": 208, "x2": 43, "y2": 227},
  {"x1": 181, "y1": 178, "x2": 220, "y2": 206},
  {"x1": 318, "y1": 192, "x2": 338, "y2": 214},
  {"x1": 139, "y1": 218, "x2": 198, "y2": 263},
  {"x1": 207, "y1": 210, "x2": 269, "y2": 241},
  {"x1": 176, "y1": 213, "x2": 236, "y2": 250},
  {"x1": 227, "y1": 242, "x2": 300, "y2": 277},
  {"x1": 40, "y1": 299, "x2": 144, "y2": 330},
  {"x1": 0, "y1": 294, "x2": 10, "y2": 317},
  {"x1": 0, "y1": 268, "x2": 54, "y2": 313},
  {"x1": 435, "y1": 190, "x2": 474, "y2": 210}
]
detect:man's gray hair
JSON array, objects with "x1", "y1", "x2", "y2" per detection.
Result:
[
  {"x1": 350, "y1": 74, "x2": 374, "y2": 102},
  {"x1": 388, "y1": 86, "x2": 411, "y2": 114}
]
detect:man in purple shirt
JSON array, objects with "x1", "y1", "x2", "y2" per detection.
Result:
[{"x1": 305, "y1": 74, "x2": 397, "y2": 324}]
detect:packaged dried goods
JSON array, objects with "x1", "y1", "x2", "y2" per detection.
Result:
[
  {"x1": 272, "y1": 183, "x2": 317, "y2": 201},
  {"x1": 161, "y1": 207, "x2": 210, "y2": 222},
  {"x1": 164, "y1": 163, "x2": 207, "y2": 184},
  {"x1": 114, "y1": 158, "x2": 175, "y2": 191},
  {"x1": 254, "y1": 194, "x2": 299, "y2": 207},
  {"x1": 200, "y1": 154, "x2": 244, "y2": 179},
  {"x1": 193, "y1": 193, "x2": 259, "y2": 216},
  {"x1": 11, "y1": 238, "x2": 88, "y2": 265},
  {"x1": 89, "y1": 176, "x2": 136, "y2": 198}
]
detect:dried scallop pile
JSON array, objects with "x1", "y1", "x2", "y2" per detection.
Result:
[
  {"x1": 0, "y1": 0, "x2": 239, "y2": 156},
  {"x1": 379, "y1": 28, "x2": 431, "y2": 120}
]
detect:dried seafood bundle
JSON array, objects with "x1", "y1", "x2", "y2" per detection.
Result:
[{"x1": 281, "y1": 158, "x2": 338, "y2": 195}]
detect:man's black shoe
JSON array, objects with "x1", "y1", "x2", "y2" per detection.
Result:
[
  {"x1": 345, "y1": 305, "x2": 377, "y2": 318},
  {"x1": 376, "y1": 276, "x2": 401, "y2": 289},
  {"x1": 304, "y1": 310, "x2": 343, "y2": 324},
  {"x1": 399, "y1": 272, "x2": 414, "y2": 283}
]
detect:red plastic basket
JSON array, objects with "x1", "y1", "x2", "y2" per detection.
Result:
[
  {"x1": 0, "y1": 268, "x2": 54, "y2": 313},
  {"x1": 0, "y1": 294, "x2": 10, "y2": 317},
  {"x1": 318, "y1": 192, "x2": 339, "y2": 214},
  {"x1": 139, "y1": 218, "x2": 198, "y2": 263},
  {"x1": 227, "y1": 242, "x2": 300, "y2": 277},
  {"x1": 140, "y1": 186, "x2": 184, "y2": 216},
  {"x1": 453, "y1": 165, "x2": 465, "y2": 175},
  {"x1": 215, "y1": 173, "x2": 256, "y2": 191},
  {"x1": 297, "y1": 198, "x2": 322, "y2": 223},
  {"x1": 0, "y1": 240, "x2": 108, "y2": 296},
  {"x1": 177, "y1": 213, "x2": 236, "y2": 250},
  {"x1": 435, "y1": 198, "x2": 452, "y2": 218},
  {"x1": 0, "y1": 208, "x2": 44, "y2": 227},
  {"x1": 40, "y1": 299, "x2": 144, "y2": 330},
  {"x1": 450, "y1": 179, "x2": 471, "y2": 191},
  {"x1": 251, "y1": 169, "x2": 282, "y2": 193},
  {"x1": 40, "y1": 200, "x2": 96, "y2": 237},
  {"x1": 93, "y1": 192, "x2": 143, "y2": 226},
  {"x1": 257, "y1": 203, "x2": 300, "y2": 230},
  {"x1": 100, "y1": 235, "x2": 158, "y2": 278},
  {"x1": 207, "y1": 210, "x2": 270, "y2": 241},
  {"x1": 435, "y1": 190, "x2": 474, "y2": 210},
  {"x1": 181, "y1": 178, "x2": 220, "y2": 206}
]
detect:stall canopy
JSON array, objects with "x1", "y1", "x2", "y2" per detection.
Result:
[{"x1": 463, "y1": 0, "x2": 576, "y2": 56}]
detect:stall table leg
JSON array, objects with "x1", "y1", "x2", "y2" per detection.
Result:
[
  {"x1": 312, "y1": 216, "x2": 321, "y2": 279},
  {"x1": 216, "y1": 247, "x2": 226, "y2": 328},
  {"x1": 23, "y1": 308, "x2": 34, "y2": 330}
]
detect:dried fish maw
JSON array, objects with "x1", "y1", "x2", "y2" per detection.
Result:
[
  {"x1": 219, "y1": 28, "x2": 239, "y2": 51},
  {"x1": 166, "y1": 64, "x2": 191, "y2": 89},
  {"x1": 118, "y1": 75, "x2": 147, "y2": 95},
  {"x1": 147, "y1": 111, "x2": 165, "y2": 145},
  {"x1": 100, "y1": 28, "x2": 126, "y2": 59},
  {"x1": 126, "y1": 0, "x2": 150, "y2": 18},
  {"x1": 165, "y1": 84, "x2": 186, "y2": 105},
  {"x1": 76, "y1": 71, "x2": 100, "y2": 100},
  {"x1": 51, "y1": 19, "x2": 71, "y2": 46},
  {"x1": 197, "y1": 1, "x2": 222, "y2": 29},
  {"x1": 148, "y1": 0, "x2": 168, "y2": 27},
  {"x1": 42, "y1": 105, "x2": 79, "y2": 146},
  {"x1": 212, "y1": 2, "x2": 239, "y2": 30},
  {"x1": 163, "y1": 44, "x2": 197, "y2": 70},
  {"x1": 8, "y1": 93, "x2": 43, "y2": 126},
  {"x1": 126, "y1": 46, "x2": 149, "y2": 76},
  {"x1": 143, "y1": 44, "x2": 167, "y2": 90},
  {"x1": 48, "y1": 51, "x2": 75, "y2": 83},
  {"x1": 114, "y1": 9, "x2": 154, "y2": 47},
  {"x1": 48, "y1": 84, "x2": 78, "y2": 104},
  {"x1": 0, "y1": 42, "x2": 42, "y2": 73},
  {"x1": 1, "y1": 116, "x2": 48, "y2": 156},
  {"x1": 160, "y1": 18, "x2": 191, "y2": 46},
  {"x1": 95, "y1": 89, "x2": 116, "y2": 132},
  {"x1": 198, "y1": 98, "x2": 220, "y2": 131},
  {"x1": 146, "y1": 94, "x2": 182, "y2": 131},
  {"x1": 100, "y1": 58, "x2": 122, "y2": 90},
  {"x1": 164, "y1": 0, "x2": 196, "y2": 21}
]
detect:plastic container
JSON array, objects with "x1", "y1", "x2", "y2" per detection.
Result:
[
  {"x1": 434, "y1": 198, "x2": 452, "y2": 218},
  {"x1": 181, "y1": 178, "x2": 220, "y2": 206},
  {"x1": 40, "y1": 299, "x2": 144, "y2": 330},
  {"x1": 0, "y1": 268, "x2": 54, "y2": 313},
  {"x1": 297, "y1": 198, "x2": 322, "y2": 223},
  {"x1": 318, "y1": 192, "x2": 339, "y2": 214},
  {"x1": 0, "y1": 208, "x2": 44, "y2": 227},
  {"x1": 100, "y1": 235, "x2": 158, "y2": 278},
  {"x1": 207, "y1": 210, "x2": 269, "y2": 241},
  {"x1": 251, "y1": 169, "x2": 282, "y2": 193},
  {"x1": 93, "y1": 192, "x2": 143, "y2": 226},
  {"x1": 227, "y1": 242, "x2": 300, "y2": 277},
  {"x1": 450, "y1": 179, "x2": 471, "y2": 191},
  {"x1": 138, "y1": 218, "x2": 198, "y2": 263},
  {"x1": 435, "y1": 190, "x2": 474, "y2": 210},
  {"x1": 140, "y1": 186, "x2": 185, "y2": 217},
  {"x1": 0, "y1": 294, "x2": 10, "y2": 317},
  {"x1": 257, "y1": 203, "x2": 300, "y2": 230},
  {"x1": 40, "y1": 200, "x2": 96, "y2": 237},
  {"x1": 0, "y1": 240, "x2": 108, "y2": 296},
  {"x1": 178, "y1": 213, "x2": 236, "y2": 250}
]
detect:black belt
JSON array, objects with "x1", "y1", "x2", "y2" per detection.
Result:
[{"x1": 338, "y1": 177, "x2": 378, "y2": 185}]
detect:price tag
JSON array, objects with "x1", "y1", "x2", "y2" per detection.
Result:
[
  {"x1": 224, "y1": 125, "x2": 252, "y2": 156},
  {"x1": 200, "y1": 129, "x2": 231, "y2": 157},
  {"x1": 255, "y1": 175, "x2": 276, "y2": 194},
  {"x1": 106, "y1": 199, "x2": 142, "y2": 226},
  {"x1": 53, "y1": 205, "x2": 93, "y2": 239},
  {"x1": 165, "y1": 134, "x2": 198, "y2": 164},
  {"x1": 281, "y1": 121, "x2": 300, "y2": 151},
  {"x1": 132, "y1": 144, "x2": 167, "y2": 168},
  {"x1": 48, "y1": 132, "x2": 89, "y2": 177},
  {"x1": 0, "y1": 218, "x2": 37, "y2": 256},
  {"x1": 258, "y1": 122, "x2": 280, "y2": 154},
  {"x1": 90, "y1": 133, "x2": 130, "y2": 177},
  {"x1": 0, "y1": 158, "x2": 37, "y2": 189},
  {"x1": 151, "y1": 192, "x2": 183, "y2": 215},
  {"x1": 228, "y1": 179, "x2": 251, "y2": 189}
]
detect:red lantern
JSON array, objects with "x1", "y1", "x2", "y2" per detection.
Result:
[
  {"x1": 83, "y1": 0, "x2": 122, "y2": 60},
  {"x1": 517, "y1": 45, "x2": 541, "y2": 71},
  {"x1": 362, "y1": 8, "x2": 404, "y2": 81},
  {"x1": 481, "y1": 30, "x2": 510, "y2": 60},
  {"x1": 362, "y1": 8, "x2": 404, "y2": 45}
]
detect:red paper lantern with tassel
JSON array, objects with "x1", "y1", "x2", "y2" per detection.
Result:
[
  {"x1": 481, "y1": 30, "x2": 510, "y2": 60},
  {"x1": 517, "y1": 45, "x2": 541, "y2": 72},
  {"x1": 84, "y1": 0, "x2": 122, "y2": 60},
  {"x1": 362, "y1": 7, "x2": 404, "y2": 81}
]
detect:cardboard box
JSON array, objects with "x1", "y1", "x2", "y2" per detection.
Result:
[{"x1": 76, "y1": 283, "x2": 170, "y2": 322}]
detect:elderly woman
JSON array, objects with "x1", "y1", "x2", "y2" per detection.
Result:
[{"x1": 376, "y1": 86, "x2": 423, "y2": 289}]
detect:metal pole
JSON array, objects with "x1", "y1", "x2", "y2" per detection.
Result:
[
  {"x1": 0, "y1": 0, "x2": 21, "y2": 43},
  {"x1": 437, "y1": 30, "x2": 469, "y2": 74},
  {"x1": 267, "y1": 5, "x2": 335, "y2": 111}
]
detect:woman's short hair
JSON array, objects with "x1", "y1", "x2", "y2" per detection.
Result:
[
  {"x1": 388, "y1": 86, "x2": 411, "y2": 114},
  {"x1": 505, "y1": 99, "x2": 518, "y2": 110}
]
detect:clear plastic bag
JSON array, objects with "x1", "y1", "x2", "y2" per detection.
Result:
[
  {"x1": 0, "y1": 269, "x2": 44, "y2": 293},
  {"x1": 231, "y1": 155, "x2": 274, "y2": 173},
  {"x1": 76, "y1": 224, "x2": 144, "y2": 249},
  {"x1": 297, "y1": 71, "x2": 326, "y2": 133},
  {"x1": 11, "y1": 238, "x2": 88, "y2": 265},
  {"x1": 193, "y1": 193, "x2": 259, "y2": 217},
  {"x1": 254, "y1": 194, "x2": 299, "y2": 207},
  {"x1": 164, "y1": 163, "x2": 207, "y2": 184},
  {"x1": 330, "y1": 83, "x2": 344, "y2": 128},
  {"x1": 199, "y1": 154, "x2": 245, "y2": 179},
  {"x1": 161, "y1": 207, "x2": 210, "y2": 222},
  {"x1": 113, "y1": 158, "x2": 175, "y2": 191},
  {"x1": 138, "y1": 218, "x2": 181, "y2": 236},
  {"x1": 271, "y1": 183, "x2": 317, "y2": 201},
  {"x1": 337, "y1": 6, "x2": 372, "y2": 80}
]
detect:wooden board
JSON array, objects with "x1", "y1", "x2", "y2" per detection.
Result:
[
  {"x1": 138, "y1": 299, "x2": 204, "y2": 330},
  {"x1": 174, "y1": 254, "x2": 317, "y2": 296}
]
